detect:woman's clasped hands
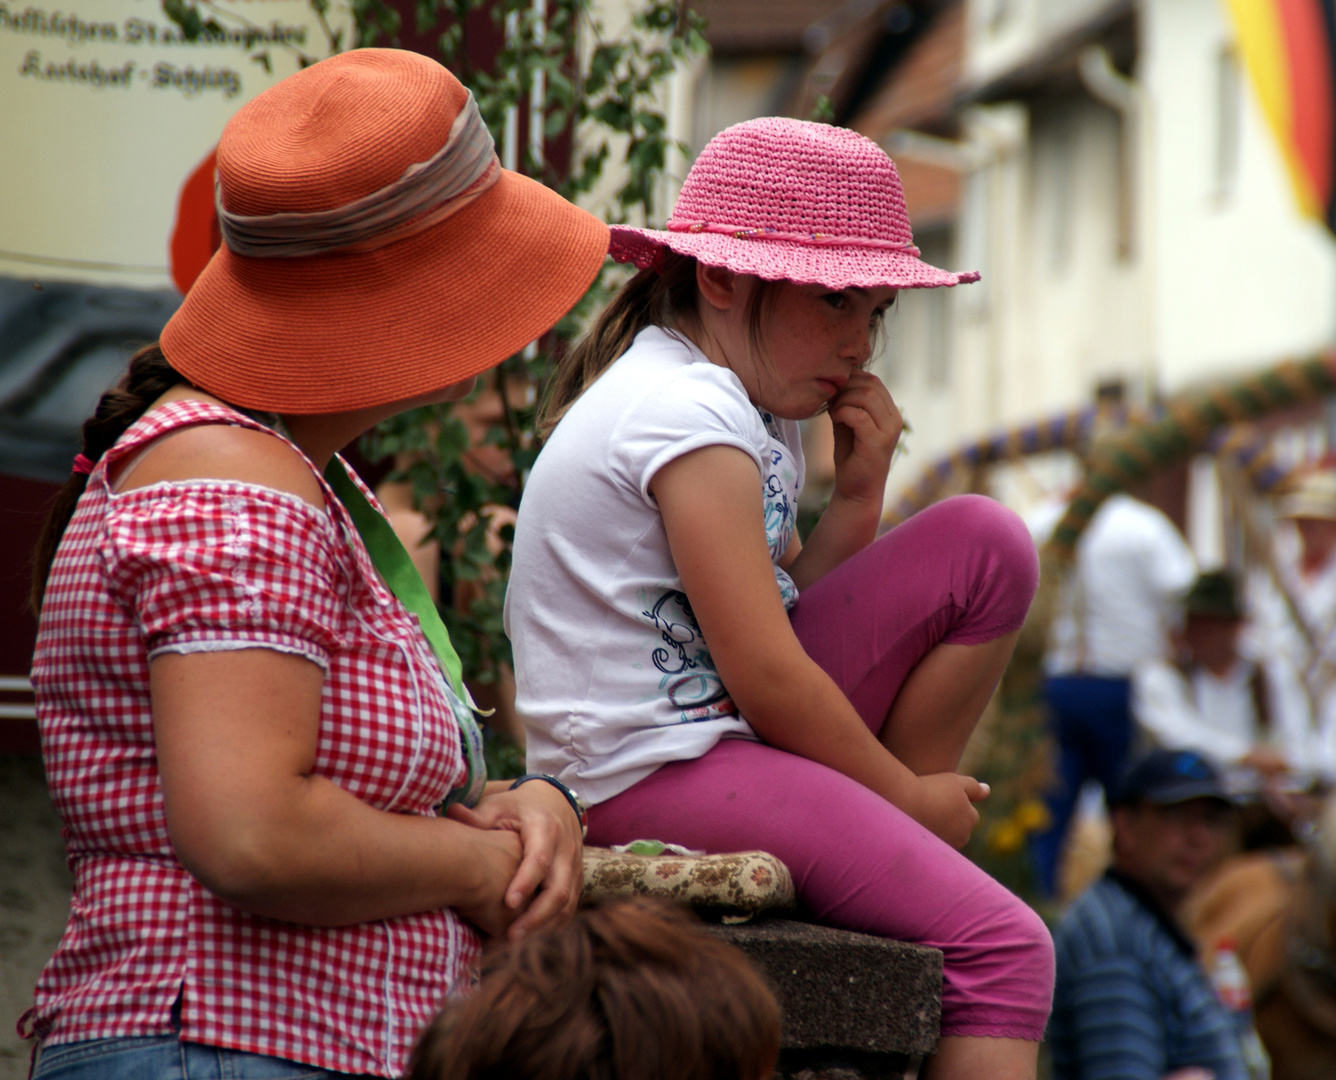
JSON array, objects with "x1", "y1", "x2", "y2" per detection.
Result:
[{"x1": 447, "y1": 779, "x2": 584, "y2": 941}]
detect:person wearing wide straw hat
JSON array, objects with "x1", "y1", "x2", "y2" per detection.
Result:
[
  {"x1": 1248, "y1": 461, "x2": 1336, "y2": 788},
  {"x1": 23, "y1": 49, "x2": 606, "y2": 1080},
  {"x1": 505, "y1": 118, "x2": 1053, "y2": 1078}
]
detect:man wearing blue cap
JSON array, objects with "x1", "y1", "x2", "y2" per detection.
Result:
[{"x1": 1048, "y1": 749, "x2": 1250, "y2": 1080}]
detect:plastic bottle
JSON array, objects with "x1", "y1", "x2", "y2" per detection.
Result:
[{"x1": 1207, "y1": 938, "x2": 1270, "y2": 1080}]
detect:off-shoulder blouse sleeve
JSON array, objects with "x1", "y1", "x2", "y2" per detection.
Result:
[{"x1": 100, "y1": 482, "x2": 348, "y2": 668}]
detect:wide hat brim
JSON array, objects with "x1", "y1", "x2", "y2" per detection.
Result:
[
  {"x1": 609, "y1": 224, "x2": 979, "y2": 290},
  {"x1": 163, "y1": 170, "x2": 609, "y2": 414},
  {"x1": 1277, "y1": 491, "x2": 1336, "y2": 520}
]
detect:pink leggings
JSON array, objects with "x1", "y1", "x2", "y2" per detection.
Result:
[{"x1": 588, "y1": 495, "x2": 1055, "y2": 1040}]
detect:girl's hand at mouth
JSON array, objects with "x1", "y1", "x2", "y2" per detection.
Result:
[{"x1": 828, "y1": 370, "x2": 903, "y2": 508}]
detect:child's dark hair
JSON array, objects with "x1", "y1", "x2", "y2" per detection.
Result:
[
  {"x1": 407, "y1": 898, "x2": 781, "y2": 1080},
  {"x1": 29, "y1": 342, "x2": 186, "y2": 614},
  {"x1": 539, "y1": 251, "x2": 779, "y2": 437}
]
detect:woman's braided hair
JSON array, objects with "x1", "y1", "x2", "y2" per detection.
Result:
[{"x1": 29, "y1": 341, "x2": 185, "y2": 613}]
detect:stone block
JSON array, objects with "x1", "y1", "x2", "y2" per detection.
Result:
[{"x1": 707, "y1": 917, "x2": 941, "y2": 1078}]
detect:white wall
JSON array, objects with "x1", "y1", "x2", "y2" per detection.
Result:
[
  {"x1": 1143, "y1": 0, "x2": 1336, "y2": 390},
  {"x1": 966, "y1": 0, "x2": 1123, "y2": 91},
  {"x1": 884, "y1": 0, "x2": 1336, "y2": 507}
]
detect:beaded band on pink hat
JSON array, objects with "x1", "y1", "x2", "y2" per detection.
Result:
[
  {"x1": 667, "y1": 219, "x2": 922, "y2": 256},
  {"x1": 217, "y1": 90, "x2": 500, "y2": 259}
]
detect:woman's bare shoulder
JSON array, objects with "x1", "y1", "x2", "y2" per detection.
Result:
[{"x1": 115, "y1": 418, "x2": 326, "y2": 510}]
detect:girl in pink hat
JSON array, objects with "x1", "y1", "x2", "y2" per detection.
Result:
[{"x1": 505, "y1": 117, "x2": 1052, "y2": 1078}]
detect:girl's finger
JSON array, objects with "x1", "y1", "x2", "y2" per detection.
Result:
[
  {"x1": 831, "y1": 387, "x2": 896, "y2": 433},
  {"x1": 830, "y1": 404, "x2": 896, "y2": 450}
]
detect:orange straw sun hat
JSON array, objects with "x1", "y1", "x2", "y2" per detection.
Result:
[{"x1": 162, "y1": 48, "x2": 609, "y2": 415}]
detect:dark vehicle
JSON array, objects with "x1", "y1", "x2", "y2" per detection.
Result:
[{"x1": 0, "y1": 275, "x2": 179, "y2": 748}]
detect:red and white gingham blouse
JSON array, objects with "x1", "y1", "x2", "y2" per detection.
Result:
[{"x1": 22, "y1": 400, "x2": 481, "y2": 1077}]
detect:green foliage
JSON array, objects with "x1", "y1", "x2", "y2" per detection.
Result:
[
  {"x1": 355, "y1": 0, "x2": 707, "y2": 700},
  {"x1": 958, "y1": 571, "x2": 1060, "y2": 916},
  {"x1": 807, "y1": 93, "x2": 835, "y2": 123},
  {"x1": 484, "y1": 726, "x2": 527, "y2": 780}
]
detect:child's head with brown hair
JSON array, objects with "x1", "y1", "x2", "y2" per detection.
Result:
[{"x1": 407, "y1": 898, "x2": 781, "y2": 1080}]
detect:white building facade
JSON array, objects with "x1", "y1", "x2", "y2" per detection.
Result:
[{"x1": 877, "y1": 0, "x2": 1336, "y2": 502}]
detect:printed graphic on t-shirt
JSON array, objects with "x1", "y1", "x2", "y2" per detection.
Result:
[
  {"x1": 641, "y1": 588, "x2": 737, "y2": 723},
  {"x1": 759, "y1": 411, "x2": 800, "y2": 608}
]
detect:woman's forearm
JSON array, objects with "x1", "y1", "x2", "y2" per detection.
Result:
[
  {"x1": 151, "y1": 649, "x2": 522, "y2": 932},
  {"x1": 169, "y1": 768, "x2": 518, "y2": 928}
]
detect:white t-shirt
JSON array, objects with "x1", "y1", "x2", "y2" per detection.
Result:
[
  {"x1": 1246, "y1": 523, "x2": 1336, "y2": 780},
  {"x1": 505, "y1": 326, "x2": 805, "y2": 804},
  {"x1": 1131, "y1": 657, "x2": 1314, "y2": 776},
  {"x1": 1031, "y1": 493, "x2": 1196, "y2": 677}
]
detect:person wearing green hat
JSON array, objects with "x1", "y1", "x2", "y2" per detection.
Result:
[{"x1": 1132, "y1": 571, "x2": 1309, "y2": 785}]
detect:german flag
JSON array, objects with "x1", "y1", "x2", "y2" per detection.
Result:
[{"x1": 1224, "y1": 0, "x2": 1336, "y2": 230}]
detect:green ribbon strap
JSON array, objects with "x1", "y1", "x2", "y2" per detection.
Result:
[{"x1": 324, "y1": 457, "x2": 487, "y2": 808}]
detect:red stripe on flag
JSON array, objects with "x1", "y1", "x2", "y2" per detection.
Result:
[{"x1": 1275, "y1": 0, "x2": 1334, "y2": 207}]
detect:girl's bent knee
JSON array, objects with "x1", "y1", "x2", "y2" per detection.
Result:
[
  {"x1": 1012, "y1": 898, "x2": 1055, "y2": 976},
  {"x1": 924, "y1": 496, "x2": 1038, "y2": 641},
  {"x1": 940, "y1": 495, "x2": 1038, "y2": 578}
]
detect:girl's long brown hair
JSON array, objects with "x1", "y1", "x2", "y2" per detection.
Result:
[
  {"x1": 29, "y1": 342, "x2": 185, "y2": 613},
  {"x1": 537, "y1": 251, "x2": 779, "y2": 438}
]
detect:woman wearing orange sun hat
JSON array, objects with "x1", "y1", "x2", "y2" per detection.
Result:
[{"x1": 23, "y1": 48, "x2": 606, "y2": 1080}]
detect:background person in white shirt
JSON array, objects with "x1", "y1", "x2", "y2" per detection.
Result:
[
  {"x1": 1135, "y1": 570, "x2": 1316, "y2": 850},
  {"x1": 1134, "y1": 572, "x2": 1300, "y2": 778},
  {"x1": 1248, "y1": 465, "x2": 1336, "y2": 787},
  {"x1": 1029, "y1": 488, "x2": 1197, "y2": 897}
]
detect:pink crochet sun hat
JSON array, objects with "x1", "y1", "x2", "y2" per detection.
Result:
[{"x1": 609, "y1": 117, "x2": 979, "y2": 290}]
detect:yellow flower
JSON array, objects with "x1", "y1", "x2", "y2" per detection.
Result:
[
  {"x1": 988, "y1": 820, "x2": 1025, "y2": 854},
  {"x1": 1014, "y1": 799, "x2": 1051, "y2": 833}
]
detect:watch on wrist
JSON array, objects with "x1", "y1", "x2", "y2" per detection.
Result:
[{"x1": 510, "y1": 773, "x2": 588, "y2": 838}]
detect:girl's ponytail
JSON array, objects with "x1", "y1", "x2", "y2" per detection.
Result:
[
  {"x1": 30, "y1": 342, "x2": 185, "y2": 613},
  {"x1": 538, "y1": 251, "x2": 699, "y2": 437}
]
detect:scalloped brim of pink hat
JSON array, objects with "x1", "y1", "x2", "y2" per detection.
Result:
[
  {"x1": 608, "y1": 225, "x2": 978, "y2": 290},
  {"x1": 607, "y1": 117, "x2": 979, "y2": 291}
]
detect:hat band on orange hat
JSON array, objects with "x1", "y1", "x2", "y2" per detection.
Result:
[
  {"x1": 666, "y1": 219, "x2": 922, "y2": 255},
  {"x1": 217, "y1": 90, "x2": 500, "y2": 259}
]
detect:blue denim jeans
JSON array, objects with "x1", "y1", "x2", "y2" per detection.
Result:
[
  {"x1": 1029, "y1": 673, "x2": 1134, "y2": 897},
  {"x1": 30, "y1": 1037, "x2": 378, "y2": 1080}
]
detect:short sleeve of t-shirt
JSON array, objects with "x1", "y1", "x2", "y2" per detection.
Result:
[
  {"x1": 609, "y1": 360, "x2": 773, "y2": 507},
  {"x1": 101, "y1": 483, "x2": 348, "y2": 668}
]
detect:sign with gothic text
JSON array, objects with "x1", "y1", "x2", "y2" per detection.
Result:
[{"x1": 1, "y1": 0, "x2": 353, "y2": 289}]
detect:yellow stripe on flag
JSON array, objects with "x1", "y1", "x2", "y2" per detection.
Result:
[{"x1": 1222, "y1": 0, "x2": 1322, "y2": 217}]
